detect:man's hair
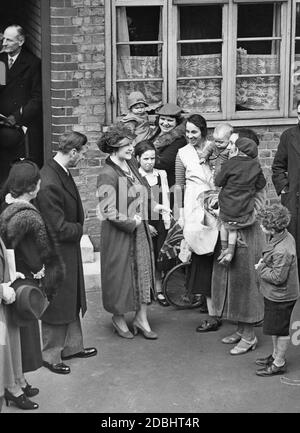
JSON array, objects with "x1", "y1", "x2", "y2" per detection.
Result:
[
  {"x1": 57, "y1": 131, "x2": 87, "y2": 154},
  {"x1": 6, "y1": 24, "x2": 25, "y2": 42},
  {"x1": 258, "y1": 204, "x2": 291, "y2": 233}
]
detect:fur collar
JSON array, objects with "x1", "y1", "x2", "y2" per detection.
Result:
[
  {"x1": 0, "y1": 201, "x2": 65, "y2": 299},
  {"x1": 152, "y1": 120, "x2": 186, "y2": 150}
]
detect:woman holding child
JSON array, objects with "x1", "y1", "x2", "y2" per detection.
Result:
[{"x1": 211, "y1": 129, "x2": 266, "y2": 355}]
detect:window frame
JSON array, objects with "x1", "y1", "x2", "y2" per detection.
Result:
[
  {"x1": 106, "y1": 0, "x2": 297, "y2": 125},
  {"x1": 110, "y1": 0, "x2": 168, "y2": 120}
]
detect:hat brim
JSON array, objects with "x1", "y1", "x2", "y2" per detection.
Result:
[{"x1": 10, "y1": 278, "x2": 49, "y2": 327}]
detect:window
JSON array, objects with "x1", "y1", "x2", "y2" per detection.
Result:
[{"x1": 107, "y1": 0, "x2": 296, "y2": 123}]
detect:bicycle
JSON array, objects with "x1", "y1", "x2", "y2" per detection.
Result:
[{"x1": 162, "y1": 260, "x2": 204, "y2": 309}]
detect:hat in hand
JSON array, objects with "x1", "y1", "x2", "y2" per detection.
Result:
[
  {"x1": 10, "y1": 278, "x2": 49, "y2": 326},
  {"x1": 235, "y1": 137, "x2": 258, "y2": 158}
]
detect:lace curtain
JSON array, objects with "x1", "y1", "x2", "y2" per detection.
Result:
[{"x1": 117, "y1": 7, "x2": 163, "y2": 115}]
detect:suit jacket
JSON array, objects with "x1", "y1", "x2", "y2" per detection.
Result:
[
  {"x1": 36, "y1": 159, "x2": 87, "y2": 324},
  {"x1": 272, "y1": 125, "x2": 300, "y2": 259},
  {"x1": 0, "y1": 47, "x2": 43, "y2": 165}
]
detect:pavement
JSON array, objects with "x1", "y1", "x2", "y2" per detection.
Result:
[{"x1": 2, "y1": 288, "x2": 300, "y2": 413}]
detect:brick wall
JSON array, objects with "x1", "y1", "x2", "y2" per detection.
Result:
[{"x1": 50, "y1": 0, "x2": 105, "y2": 250}]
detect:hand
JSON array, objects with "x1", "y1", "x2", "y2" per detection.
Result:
[
  {"x1": 149, "y1": 225, "x2": 158, "y2": 237},
  {"x1": 154, "y1": 204, "x2": 171, "y2": 215},
  {"x1": 4, "y1": 115, "x2": 16, "y2": 127},
  {"x1": 133, "y1": 214, "x2": 142, "y2": 227},
  {"x1": 255, "y1": 258, "x2": 264, "y2": 270},
  {"x1": 14, "y1": 272, "x2": 25, "y2": 281},
  {"x1": 2, "y1": 283, "x2": 15, "y2": 304}
]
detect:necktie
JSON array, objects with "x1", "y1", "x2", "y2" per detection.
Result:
[{"x1": 8, "y1": 57, "x2": 14, "y2": 69}]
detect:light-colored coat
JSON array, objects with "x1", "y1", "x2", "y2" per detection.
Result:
[{"x1": 257, "y1": 229, "x2": 300, "y2": 302}]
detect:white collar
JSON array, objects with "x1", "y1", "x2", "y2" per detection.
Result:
[
  {"x1": 139, "y1": 167, "x2": 159, "y2": 177},
  {"x1": 54, "y1": 155, "x2": 69, "y2": 174},
  {"x1": 8, "y1": 51, "x2": 21, "y2": 63}
]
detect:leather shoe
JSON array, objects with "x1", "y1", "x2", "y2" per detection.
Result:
[
  {"x1": 61, "y1": 347, "x2": 97, "y2": 360},
  {"x1": 256, "y1": 362, "x2": 286, "y2": 377},
  {"x1": 157, "y1": 293, "x2": 170, "y2": 307},
  {"x1": 196, "y1": 317, "x2": 222, "y2": 332},
  {"x1": 43, "y1": 361, "x2": 70, "y2": 374},
  {"x1": 255, "y1": 354, "x2": 274, "y2": 366}
]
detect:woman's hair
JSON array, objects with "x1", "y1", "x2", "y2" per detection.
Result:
[
  {"x1": 4, "y1": 160, "x2": 40, "y2": 198},
  {"x1": 134, "y1": 140, "x2": 156, "y2": 158},
  {"x1": 258, "y1": 204, "x2": 291, "y2": 233},
  {"x1": 97, "y1": 124, "x2": 136, "y2": 154},
  {"x1": 186, "y1": 114, "x2": 207, "y2": 138},
  {"x1": 57, "y1": 131, "x2": 87, "y2": 154}
]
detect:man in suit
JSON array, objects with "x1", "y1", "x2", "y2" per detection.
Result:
[
  {"x1": 0, "y1": 24, "x2": 42, "y2": 185},
  {"x1": 36, "y1": 131, "x2": 97, "y2": 375}
]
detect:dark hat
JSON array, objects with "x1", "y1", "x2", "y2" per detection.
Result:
[
  {"x1": 235, "y1": 137, "x2": 258, "y2": 158},
  {"x1": 6, "y1": 160, "x2": 40, "y2": 196},
  {"x1": 10, "y1": 278, "x2": 49, "y2": 326},
  {"x1": 157, "y1": 103, "x2": 182, "y2": 117},
  {"x1": 128, "y1": 91, "x2": 148, "y2": 109}
]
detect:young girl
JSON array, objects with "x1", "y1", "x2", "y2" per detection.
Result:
[
  {"x1": 135, "y1": 140, "x2": 171, "y2": 307},
  {"x1": 255, "y1": 204, "x2": 300, "y2": 376}
]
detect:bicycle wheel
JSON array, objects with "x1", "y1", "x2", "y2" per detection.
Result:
[{"x1": 162, "y1": 262, "x2": 203, "y2": 309}]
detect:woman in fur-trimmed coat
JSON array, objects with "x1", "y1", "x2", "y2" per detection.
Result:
[{"x1": 0, "y1": 160, "x2": 65, "y2": 375}]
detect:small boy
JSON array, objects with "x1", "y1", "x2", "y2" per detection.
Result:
[
  {"x1": 215, "y1": 134, "x2": 266, "y2": 265},
  {"x1": 255, "y1": 204, "x2": 299, "y2": 376},
  {"x1": 199, "y1": 123, "x2": 232, "y2": 180},
  {"x1": 120, "y1": 91, "x2": 153, "y2": 145}
]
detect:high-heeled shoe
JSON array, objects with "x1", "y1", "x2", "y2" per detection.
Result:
[
  {"x1": 230, "y1": 336, "x2": 258, "y2": 355},
  {"x1": 22, "y1": 382, "x2": 39, "y2": 398},
  {"x1": 132, "y1": 320, "x2": 158, "y2": 340},
  {"x1": 4, "y1": 389, "x2": 39, "y2": 410},
  {"x1": 112, "y1": 317, "x2": 134, "y2": 339}
]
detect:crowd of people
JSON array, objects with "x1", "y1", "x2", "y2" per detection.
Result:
[{"x1": 0, "y1": 24, "x2": 300, "y2": 411}]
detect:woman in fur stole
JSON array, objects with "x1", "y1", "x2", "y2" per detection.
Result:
[{"x1": 0, "y1": 160, "x2": 64, "y2": 407}]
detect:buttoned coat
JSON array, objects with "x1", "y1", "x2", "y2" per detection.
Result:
[
  {"x1": 97, "y1": 157, "x2": 155, "y2": 314},
  {"x1": 36, "y1": 159, "x2": 87, "y2": 324},
  {"x1": 272, "y1": 125, "x2": 300, "y2": 261},
  {"x1": 0, "y1": 47, "x2": 42, "y2": 165}
]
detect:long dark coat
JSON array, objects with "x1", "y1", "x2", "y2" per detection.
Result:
[
  {"x1": 272, "y1": 125, "x2": 300, "y2": 263},
  {"x1": 36, "y1": 159, "x2": 87, "y2": 325},
  {"x1": 0, "y1": 47, "x2": 43, "y2": 167},
  {"x1": 97, "y1": 156, "x2": 155, "y2": 315}
]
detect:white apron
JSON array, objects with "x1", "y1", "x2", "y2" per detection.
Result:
[{"x1": 178, "y1": 144, "x2": 218, "y2": 255}]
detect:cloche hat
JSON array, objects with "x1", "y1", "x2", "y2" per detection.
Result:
[{"x1": 128, "y1": 91, "x2": 148, "y2": 109}]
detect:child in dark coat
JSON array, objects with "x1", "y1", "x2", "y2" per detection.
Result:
[
  {"x1": 215, "y1": 135, "x2": 266, "y2": 265},
  {"x1": 255, "y1": 204, "x2": 299, "y2": 376}
]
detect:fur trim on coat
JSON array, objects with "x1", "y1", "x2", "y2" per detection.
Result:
[
  {"x1": 151, "y1": 119, "x2": 186, "y2": 150},
  {"x1": 0, "y1": 201, "x2": 65, "y2": 300}
]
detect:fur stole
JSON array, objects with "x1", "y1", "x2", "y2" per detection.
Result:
[
  {"x1": 151, "y1": 119, "x2": 186, "y2": 151},
  {"x1": 0, "y1": 201, "x2": 65, "y2": 300}
]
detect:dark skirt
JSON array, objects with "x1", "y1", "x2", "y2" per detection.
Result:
[
  {"x1": 187, "y1": 252, "x2": 214, "y2": 297},
  {"x1": 20, "y1": 320, "x2": 43, "y2": 373},
  {"x1": 263, "y1": 297, "x2": 297, "y2": 336}
]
